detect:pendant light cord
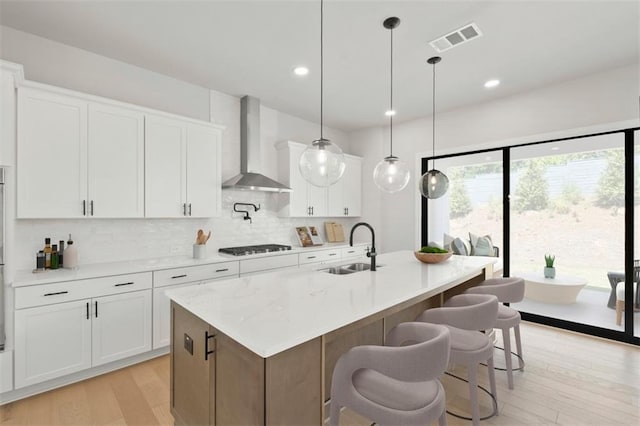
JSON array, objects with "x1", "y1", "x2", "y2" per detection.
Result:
[
  {"x1": 432, "y1": 60, "x2": 436, "y2": 169},
  {"x1": 389, "y1": 25, "x2": 393, "y2": 157},
  {"x1": 320, "y1": 0, "x2": 324, "y2": 140}
]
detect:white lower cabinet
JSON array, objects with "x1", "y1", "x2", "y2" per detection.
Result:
[
  {"x1": 15, "y1": 299, "x2": 92, "y2": 388},
  {"x1": 14, "y1": 272, "x2": 153, "y2": 389},
  {"x1": 91, "y1": 291, "x2": 152, "y2": 366},
  {"x1": 152, "y1": 262, "x2": 239, "y2": 349}
]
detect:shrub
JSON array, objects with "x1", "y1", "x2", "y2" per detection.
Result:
[
  {"x1": 449, "y1": 172, "x2": 472, "y2": 218},
  {"x1": 514, "y1": 160, "x2": 549, "y2": 212},
  {"x1": 561, "y1": 182, "x2": 582, "y2": 205},
  {"x1": 595, "y1": 149, "x2": 624, "y2": 207}
]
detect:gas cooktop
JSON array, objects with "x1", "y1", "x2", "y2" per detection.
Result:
[{"x1": 218, "y1": 244, "x2": 292, "y2": 256}]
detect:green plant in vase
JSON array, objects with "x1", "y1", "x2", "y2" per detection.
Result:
[{"x1": 544, "y1": 254, "x2": 556, "y2": 278}]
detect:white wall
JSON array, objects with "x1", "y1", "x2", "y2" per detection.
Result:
[
  {"x1": 351, "y1": 63, "x2": 640, "y2": 253},
  {"x1": 1, "y1": 26, "x2": 358, "y2": 271}
]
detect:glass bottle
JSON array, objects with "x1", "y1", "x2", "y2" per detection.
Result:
[
  {"x1": 43, "y1": 238, "x2": 52, "y2": 268},
  {"x1": 50, "y1": 244, "x2": 59, "y2": 270}
]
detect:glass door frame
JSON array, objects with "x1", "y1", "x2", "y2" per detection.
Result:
[{"x1": 421, "y1": 127, "x2": 639, "y2": 346}]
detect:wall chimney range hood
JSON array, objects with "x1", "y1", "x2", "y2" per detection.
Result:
[{"x1": 222, "y1": 96, "x2": 292, "y2": 193}]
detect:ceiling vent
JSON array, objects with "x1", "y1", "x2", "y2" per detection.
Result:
[{"x1": 429, "y1": 23, "x2": 482, "y2": 53}]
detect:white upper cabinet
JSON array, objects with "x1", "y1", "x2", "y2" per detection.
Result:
[
  {"x1": 145, "y1": 115, "x2": 221, "y2": 218},
  {"x1": 276, "y1": 141, "x2": 327, "y2": 217},
  {"x1": 17, "y1": 87, "x2": 87, "y2": 218},
  {"x1": 88, "y1": 103, "x2": 144, "y2": 218},
  {"x1": 327, "y1": 154, "x2": 362, "y2": 217},
  {"x1": 17, "y1": 87, "x2": 145, "y2": 218}
]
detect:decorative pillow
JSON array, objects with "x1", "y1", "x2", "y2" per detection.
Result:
[
  {"x1": 450, "y1": 237, "x2": 469, "y2": 255},
  {"x1": 443, "y1": 233, "x2": 456, "y2": 251},
  {"x1": 469, "y1": 232, "x2": 494, "y2": 256}
]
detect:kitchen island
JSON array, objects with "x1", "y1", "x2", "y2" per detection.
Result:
[{"x1": 167, "y1": 250, "x2": 496, "y2": 425}]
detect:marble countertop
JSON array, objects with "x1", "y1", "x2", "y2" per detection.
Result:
[
  {"x1": 167, "y1": 251, "x2": 495, "y2": 358},
  {"x1": 12, "y1": 242, "x2": 366, "y2": 287}
]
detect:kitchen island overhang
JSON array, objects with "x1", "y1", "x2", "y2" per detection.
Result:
[{"x1": 168, "y1": 251, "x2": 496, "y2": 425}]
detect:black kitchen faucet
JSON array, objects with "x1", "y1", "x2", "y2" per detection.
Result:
[{"x1": 349, "y1": 222, "x2": 376, "y2": 271}]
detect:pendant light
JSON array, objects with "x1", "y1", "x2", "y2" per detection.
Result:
[
  {"x1": 373, "y1": 17, "x2": 411, "y2": 193},
  {"x1": 419, "y1": 56, "x2": 449, "y2": 199},
  {"x1": 299, "y1": 0, "x2": 346, "y2": 187}
]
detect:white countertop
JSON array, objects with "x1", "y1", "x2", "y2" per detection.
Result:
[
  {"x1": 12, "y1": 242, "x2": 366, "y2": 287},
  {"x1": 167, "y1": 251, "x2": 495, "y2": 358}
]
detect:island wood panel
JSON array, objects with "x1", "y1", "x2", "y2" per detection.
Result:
[
  {"x1": 265, "y1": 337, "x2": 322, "y2": 425},
  {"x1": 442, "y1": 273, "x2": 485, "y2": 301},
  {"x1": 170, "y1": 302, "x2": 214, "y2": 426},
  {"x1": 215, "y1": 332, "x2": 264, "y2": 425},
  {"x1": 382, "y1": 297, "x2": 440, "y2": 338}
]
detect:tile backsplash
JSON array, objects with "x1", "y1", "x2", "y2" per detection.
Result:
[{"x1": 14, "y1": 190, "x2": 361, "y2": 271}]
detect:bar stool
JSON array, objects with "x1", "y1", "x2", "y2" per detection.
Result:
[
  {"x1": 416, "y1": 294, "x2": 499, "y2": 426},
  {"x1": 465, "y1": 277, "x2": 525, "y2": 390},
  {"x1": 329, "y1": 322, "x2": 450, "y2": 426}
]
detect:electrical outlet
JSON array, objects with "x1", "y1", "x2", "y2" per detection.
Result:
[{"x1": 170, "y1": 246, "x2": 181, "y2": 254}]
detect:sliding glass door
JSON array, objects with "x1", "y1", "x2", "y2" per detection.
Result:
[
  {"x1": 422, "y1": 128, "x2": 638, "y2": 345},
  {"x1": 509, "y1": 134, "x2": 627, "y2": 332}
]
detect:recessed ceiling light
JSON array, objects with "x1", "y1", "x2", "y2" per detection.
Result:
[
  {"x1": 551, "y1": 147, "x2": 559, "y2": 151},
  {"x1": 293, "y1": 66, "x2": 309, "y2": 76},
  {"x1": 385, "y1": 110, "x2": 396, "y2": 116},
  {"x1": 484, "y1": 79, "x2": 500, "y2": 88}
]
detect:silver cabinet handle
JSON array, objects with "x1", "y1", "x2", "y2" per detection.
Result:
[
  {"x1": 115, "y1": 282, "x2": 134, "y2": 287},
  {"x1": 328, "y1": 253, "x2": 337, "y2": 256},
  {"x1": 188, "y1": 203, "x2": 192, "y2": 216},
  {"x1": 205, "y1": 331, "x2": 216, "y2": 360},
  {"x1": 171, "y1": 274, "x2": 187, "y2": 279},
  {"x1": 183, "y1": 203, "x2": 187, "y2": 216},
  {"x1": 95, "y1": 301, "x2": 98, "y2": 318},
  {"x1": 215, "y1": 268, "x2": 229, "y2": 273},
  {"x1": 82, "y1": 200, "x2": 86, "y2": 216},
  {"x1": 90, "y1": 200, "x2": 94, "y2": 216}
]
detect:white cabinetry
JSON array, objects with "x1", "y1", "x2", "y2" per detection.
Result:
[
  {"x1": 152, "y1": 262, "x2": 238, "y2": 349},
  {"x1": 298, "y1": 248, "x2": 341, "y2": 265},
  {"x1": 17, "y1": 87, "x2": 144, "y2": 218},
  {"x1": 327, "y1": 154, "x2": 362, "y2": 217},
  {"x1": 145, "y1": 115, "x2": 221, "y2": 218},
  {"x1": 14, "y1": 272, "x2": 152, "y2": 388},
  {"x1": 276, "y1": 141, "x2": 327, "y2": 217}
]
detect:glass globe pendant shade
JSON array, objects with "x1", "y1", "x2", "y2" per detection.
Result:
[
  {"x1": 419, "y1": 169, "x2": 449, "y2": 199},
  {"x1": 299, "y1": 138, "x2": 346, "y2": 187},
  {"x1": 373, "y1": 156, "x2": 410, "y2": 193}
]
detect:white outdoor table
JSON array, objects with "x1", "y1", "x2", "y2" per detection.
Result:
[{"x1": 517, "y1": 271, "x2": 587, "y2": 304}]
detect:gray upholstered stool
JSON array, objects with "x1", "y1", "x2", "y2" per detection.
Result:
[
  {"x1": 329, "y1": 322, "x2": 450, "y2": 426},
  {"x1": 465, "y1": 277, "x2": 525, "y2": 390},
  {"x1": 417, "y1": 294, "x2": 499, "y2": 426}
]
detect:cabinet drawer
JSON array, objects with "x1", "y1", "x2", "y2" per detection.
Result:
[
  {"x1": 239, "y1": 253, "x2": 298, "y2": 275},
  {"x1": 341, "y1": 245, "x2": 369, "y2": 259},
  {"x1": 15, "y1": 272, "x2": 152, "y2": 309},
  {"x1": 299, "y1": 248, "x2": 341, "y2": 265},
  {"x1": 153, "y1": 261, "x2": 239, "y2": 288}
]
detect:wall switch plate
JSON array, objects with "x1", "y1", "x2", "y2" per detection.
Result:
[{"x1": 184, "y1": 333, "x2": 193, "y2": 355}]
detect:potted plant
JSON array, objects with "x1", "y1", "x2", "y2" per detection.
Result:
[{"x1": 544, "y1": 254, "x2": 556, "y2": 278}]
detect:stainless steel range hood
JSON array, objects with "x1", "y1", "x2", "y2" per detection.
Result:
[{"x1": 222, "y1": 96, "x2": 292, "y2": 193}]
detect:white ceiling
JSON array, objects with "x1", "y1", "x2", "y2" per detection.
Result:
[{"x1": 1, "y1": 0, "x2": 638, "y2": 132}]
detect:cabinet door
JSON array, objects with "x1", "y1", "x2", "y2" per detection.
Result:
[
  {"x1": 307, "y1": 183, "x2": 327, "y2": 217},
  {"x1": 17, "y1": 88, "x2": 87, "y2": 218},
  {"x1": 92, "y1": 290, "x2": 152, "y2": 366},
  {"x1": 344, "y1": 156, "x2": 362, "y2": 216},
  {"x1": 145, "y1": 115, "x2": 186, "y2": 217},
  {"x1": 153, "y1": 282, "x2": 198, "y2": 349},
  {"x1": 327, "y1": 155, "x2": 361, "y2": 217},
  {"x1": 286, "y1": 143, "x2": 310, "y2": 216},
  {"x1": 186, "y1": 123, "x2": 221, "y2": 217},
  {"x1": 88, "y1": 103, "x2": 144, "y2": 218},
  {"x1": 14, "y1": 299, "x2": 91, "y2": 388}
]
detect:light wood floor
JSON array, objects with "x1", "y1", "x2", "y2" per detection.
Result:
[{"x1": 1, "y1": 322, "x2": 639, "y2": 425}]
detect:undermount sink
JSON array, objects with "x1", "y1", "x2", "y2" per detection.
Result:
[{"x1": 322, "y1": 262, "x2": 381, "y2": 275}]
